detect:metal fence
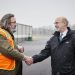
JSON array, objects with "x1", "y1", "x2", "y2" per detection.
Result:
[{"x1": 14, "y1": 23, "x2": 32, "y2": 43}]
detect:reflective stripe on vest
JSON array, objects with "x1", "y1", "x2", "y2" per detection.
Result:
[{"x1": 0, "y1": 28, "x2": 15, "y2": 70}]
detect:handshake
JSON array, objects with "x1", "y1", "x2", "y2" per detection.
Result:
[
  {"x1": 18, "y1": 45, "x2": 33, "y2": 65},
  {"x1": 24, "y1": 56, "x2": 33, "y2": 65}
]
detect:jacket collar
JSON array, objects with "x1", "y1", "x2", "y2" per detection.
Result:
[
  {"x1": 54, "y1": 27, "x2": 71, "y2": 37},
  {"x1": 53, "y1": 27, "x2": 72, "y2": 42}
]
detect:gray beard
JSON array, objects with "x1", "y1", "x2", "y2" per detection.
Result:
[
  {"x1": 9, "y1": 28, "x2": 16, "y2": 33},
  {"x1": 6, "y1": 24, "x2": 16, "y2": 33}
]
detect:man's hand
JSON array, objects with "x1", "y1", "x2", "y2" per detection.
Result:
[
  {"x1": 18, "y1": 45, "x2": 24, "y2": 53},
  {"x1": 24, "y1": 56, "x2": 33, "y2": 65}
]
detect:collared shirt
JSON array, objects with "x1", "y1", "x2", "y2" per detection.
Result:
[{"x1": 60, "y1": 29, "x2": 68, "y2": 39}]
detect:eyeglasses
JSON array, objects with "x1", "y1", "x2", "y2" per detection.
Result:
[
  {"x1": 9, "y1": 21, "x2": 16, "y2": 24},
  {"x1": 54, "y1": 21, "x2": 62, "y2": 24}
]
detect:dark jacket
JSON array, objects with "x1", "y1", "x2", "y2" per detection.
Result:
[{"x1": 32, "y1": 27, "x2": 75, "y2": 74}]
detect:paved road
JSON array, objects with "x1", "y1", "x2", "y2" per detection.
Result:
[{"x1": 19, "y1": 37, "x2": 51, "y2": 75}]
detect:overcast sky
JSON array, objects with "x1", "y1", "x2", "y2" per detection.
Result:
[{"x1": 0, "y1": 0, "x2": 75, "y2": 28}]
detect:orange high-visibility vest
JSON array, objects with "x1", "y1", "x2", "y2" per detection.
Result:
[{"x1": 0, "y1": 28, "x2": 15, "y2": 70}]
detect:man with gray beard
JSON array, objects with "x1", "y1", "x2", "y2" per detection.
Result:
[{"x1": 0, "y1": 13, "x2": 26, "y2": 75}]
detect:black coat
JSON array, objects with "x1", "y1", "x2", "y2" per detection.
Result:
[{"x1": 33, "y1": 27, "x2": 75, "y2": 74}]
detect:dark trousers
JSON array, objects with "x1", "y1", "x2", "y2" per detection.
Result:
[
  {"x1": 0, "y1": 69, "x2": 15, "y2": 75},
  {"x1": 16, "y1": 60, "x2": 23, "y2": 75}
]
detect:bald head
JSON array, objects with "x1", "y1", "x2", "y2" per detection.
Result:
[
  {"x1": 54, "y1": 17, "x2": 69, "y2": 32},
  {"x1": 55, "y1": 17, "x2": 69, "y2": 26}
]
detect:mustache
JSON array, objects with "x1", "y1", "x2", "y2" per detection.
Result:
[{"x1": 7, "y1": 25, "x2": 16, "y2": 29}]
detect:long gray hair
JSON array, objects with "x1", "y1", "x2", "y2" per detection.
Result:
[{"x1": 1, "y1": 13, "x2": 14, "y2": 29}]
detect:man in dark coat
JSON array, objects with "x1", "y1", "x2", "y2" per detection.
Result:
[{"x1": 25, "y1": 17, "x2": 75, "y2": 75}]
